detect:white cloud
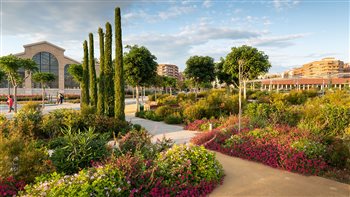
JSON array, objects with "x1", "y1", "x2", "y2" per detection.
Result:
[
  {"x1": 246, "y1": 33, "x2": 310, "y2": 48},
  {"x1": 203, "y1": 0, "x2": 212, "y2": 8},
  {"x1": 273, "y1": 0, "x2": 300, "y2": 10},
  {"x1": 158, "y1": 6, "x2": 194, "y2": 20}
]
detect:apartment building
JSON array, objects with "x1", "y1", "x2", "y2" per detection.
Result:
[
  {"x1": 283, "y1": 58, "x2": 344, "y2": 78},
  {"x1": 157, "y1": 64, "x2": 179, "y2": 78}
]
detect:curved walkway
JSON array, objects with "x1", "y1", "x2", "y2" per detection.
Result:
[{"x1": 126, "y1": 112, "x2": 350, "y2": 197}]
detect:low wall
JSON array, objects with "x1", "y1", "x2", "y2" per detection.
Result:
[{"x1": 0, "y1": 88, "x2": 81, "y2": 95}]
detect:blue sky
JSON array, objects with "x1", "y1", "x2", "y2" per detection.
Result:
[{"x1": 1, "y1": 0, "x2": 349, "y2": 73}]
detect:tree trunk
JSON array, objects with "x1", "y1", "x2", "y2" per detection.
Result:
[
  {"x1": 132, "y1": 87, "x2": 135, "y2": 99},
  {"x1": 170, "y1": 87, "x2": 172, "y2": 95},
  {"x1": 141, "y1": 87, "x2": 144, "y2": 103},
  {"x1": 14, "y1": 86, "x2": 18, "y2": 113},
  {"x1": 42, "y1": 84, "x2": 45, "y2": 108},
  {"x1": 243, "y1": 80, "x2": 247, "y2": 100},
  {"x1": 136, "y1": 85, "x2": 140, "y2": 112},
  {"x1": 238, "y1": 81, "x2": 242, "y2": 133}
]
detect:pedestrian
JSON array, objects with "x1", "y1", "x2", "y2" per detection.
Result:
[
  {"x1": 59, "y1": 93, "x2": 64, "y2": 104},
  {"x1": 6, "y1": 95, "x2": 14, "y2": 113}
]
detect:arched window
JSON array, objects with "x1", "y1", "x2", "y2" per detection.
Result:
[
  {"x1": 64, "y1": 64, "x2": 80, "y2": 89},
  {"x1": 32, "y1": 52, "x2": 59, "y2": 88}
]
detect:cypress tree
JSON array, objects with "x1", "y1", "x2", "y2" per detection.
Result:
[
  {"x1": 88, "y1": 33, "x2": 97, "y2": 107},
  {"x1": 114, "y1": 7, "x2": 125, "y2": 121},
  {"x1": 104, "y1": 22, "x2": 114, "y2": 117},
  {"x1": 97, "y1": 28, "x2": 105, "y2": 115},
  {"x1": 81, "y1": 40, "x2": 90, "y2": 106}
]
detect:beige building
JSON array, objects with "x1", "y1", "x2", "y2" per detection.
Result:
[
  {"x1": 289, "y1": 58, "x2": 344, "y2": 78},
  {"x1": 157, "y1": 64, "x2": 179, "y2": 79},
  {"x1": 1, "y1": 41, "x2": 81, "y2": 95}
]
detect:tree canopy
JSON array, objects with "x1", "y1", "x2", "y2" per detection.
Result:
[
  {"x1": 184, "y1": 56, "x2": 215, "y2": 87},
  {"x1": 32, "y1": 72, "x2": 56, "y2": 85},
  {"x1": 223, "y1": 45, "x2": 271, "y2": 82},
  {"x1": 67, "y1": 64, "x2": 83, "y2": 84},
  {"x1": 215, "y1": 57, "x2": 238, "y2": 87},
  {"x1": 123, "y1": 45, "x2": 157, "y2": 87}
]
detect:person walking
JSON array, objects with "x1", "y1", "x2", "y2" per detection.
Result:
[
  {"x1": 59, "y1": 93, "x2": 64, "y2": 104},
  {"x1": 6, "y1": 95, "x2": 14, "y2": 113}
]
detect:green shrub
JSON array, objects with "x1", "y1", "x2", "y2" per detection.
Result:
[
  {"x1": 291, "y1": 139, "x2": 327, "y2": 158},
  {"x1": 12, "y1": 106, "x2": 43, "y2": 138},
  {"x1": 157, "y1": 95, "x2": 178, "y2": 105},
  {"x1": 299, "y1": 102, "x2": 350, "y2": 137},
  {"x1": 87, "y1": 115, "x2": 131, "y2": 136},
  {"x1": 187, "y1": 92, "x2": 196, "y2": 101},
  {"x1": 176, "y1": 92, "x2": 186, "y2": 102},
  {"x1": 245, "y1": 102, "x2": 271, "y2": 127},
  {"x1": 224, "y1": 135, "x2": 245, "y2": 147},
  {"x1": 135, "y1": 110, "x2": 145, "y2": 118},
  {"x1": 118, "y1": 128, "x2": 155, "y2": 158},
  {"x1": 51, "y1": 127, "x2": 110, "y2": 174},
  {"x1": 22, "y1": 166, "x2": 128, "y2": 196},
  {"x1": 155, "y1": 105, "x2": 174, "y2": 117},
  {"x1": 164, "y1": 112, "x2": 183, "y2": 124},
  {"x1": 0, "y1": 131, "x2": 54, "y2": 182},
  {"x1": 155, "y1": 144, "x2": 224, "y2": 186},
  {"x1": 41, "y1": 109, "x2": 85, "y2": 137},
  {"x1": 183, "y1": 105, "x2": 206, "y2": 122},
  {"x1": 144, "y1": 110, "x2": 163, "y2": 121},
  {"x1": 20, "y1": 101, "x2": 42, "y2": 111},
  {"x1": 325, "y1": 138, "x2": 350, "y2": 168}
]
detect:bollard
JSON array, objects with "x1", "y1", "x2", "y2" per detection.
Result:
[{"x1": 209, "y1": 123, "x2": 213, "y2": 131}]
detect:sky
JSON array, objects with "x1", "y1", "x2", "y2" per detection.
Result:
[{"x1": 0, "y1": 0, "x2": 349, "y2": 73}]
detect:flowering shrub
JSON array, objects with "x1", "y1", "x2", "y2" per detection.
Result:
[
  {"x1": 22, "y1": 166, "x2": 128, "y2": 196},
  {"x1": 194, "y1": 125, "x2": 329, "y2": 175},
  {"x1": 22, "y1": 144, "x2": 224, "y2": 197},
  {"x1": 0, "y1": 176, "x2": 25, "y2": 197}
]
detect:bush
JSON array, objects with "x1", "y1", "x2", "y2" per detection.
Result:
[
  {"x1": 0, "y1": 131, "x2": 54, "y2": 182},
  {"x1": 12, "y1": 106, "x2": 43, "y2": 138},
  {"x1": 164, "y1": 112, "x2": 183, "y2": 124},
  {"x1": 155, "y1": 144, "x2": 224, "y2": 187},
  {"x1": 41, "y1": 109, "x2": 84, "y2": 138},
  {"x1": 291, "y1": 139, "x2": 327, "y2": 158},
  {"x1": 157, "y1": 95, "x2": 178, "y2": 105},
  {"x1": 176, "y1": 92, "x2": 186, "y2": 102},
  {"x1": 325, "y1": 138, "x2": 350, "y2": 168},
  {"x1": 299, "y1": 102, "x2": 350, "y2": 137},
  {"x1": 20, "y1": 101, "x2": 42, "y2": 111},
  {"x1": 22, "y1": 166, "x2": 128, "y2": 196},
  {"x1": 183, "y1": 105, "x2": 206, "y2": 122},
  {"x1": 154, "y1": 105, "x2": 174, "y2": 117},
  {"x1": 51, "y1": 128, "x2": 110, "y2": 174},
  {"x1": 144, "y1": 110, "x2": 163, "y2": 121},
  {"x1": 88, "y1": 115, "x2": 131, "y2": 136},
  {"x1": 118, "y1": 129, "x2": 154, "y2": 158},
  {"x1": 0, "y1": 176, "x2": 26, "y2": 197}
]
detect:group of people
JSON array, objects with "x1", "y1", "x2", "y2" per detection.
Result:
[{"x1": 5, "y1": 93, "x2": 65, "y2": 113}]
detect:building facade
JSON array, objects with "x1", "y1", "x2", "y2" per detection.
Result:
[
  {"x1": 1, "y1": 41, "x2": 81, "y2": 95},
  {"x1": 157, "y1": 64, "x2": 179, "y2": 79},
  {"x1": 283, "y1": 58, "x2": 345, "y2": 78}
]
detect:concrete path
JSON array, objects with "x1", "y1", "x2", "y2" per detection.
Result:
[{"x1": 126, "y1": 114, "x2": 197, "y2": 144}]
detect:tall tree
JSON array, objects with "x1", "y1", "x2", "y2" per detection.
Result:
[
  {"x1": 88, "y1": 33, "x2": 97, "y2": 107},
  {"x1": 0, "y1": 55, "x2": 38, "y2": 112},
  {"x1": 114, "y1": 7, "x2": 125, "y2": 121},
  {"x1": 97, "y1": 28, "x2": 105, "y2": 115},
  {"x1": 163, "y1": 76, "x2": 177, "y2": 95},
  {"x1": 224, "y1": 45, "x2": 271, "y2": 99},
  {"x1": 223, "y1": 45, "x2": 271, "y2": 132},
  {"x1": 104, "y1": 22, "x2": 114, "y2": 117},
  {"x1": 124, "y1": 45, "x2": 157, "y2": 111},
  {"x1": 184, "y1": 55, "x2": 215, "y2": 96},
  {"x1": 32, "y1": 72, "x2": 55, "y2": 108},
  {"x1": 81, "y1": 40, "x2": 90, "y2": 107}
]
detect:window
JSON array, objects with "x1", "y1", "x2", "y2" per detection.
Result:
[
  {"x1": 32, "y1": 52, "x2": 59, "y2": 88},
  {"x1": 64, "y1": 64, "x2": 80, "y2": 89}
]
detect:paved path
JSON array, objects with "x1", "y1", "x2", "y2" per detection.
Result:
[
  {"x1": 126, "y1": 114, "x2": 197, "y2": 144},
  {"x1": 125, "y1": 112, "x2": 350, "y2": 197}
]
